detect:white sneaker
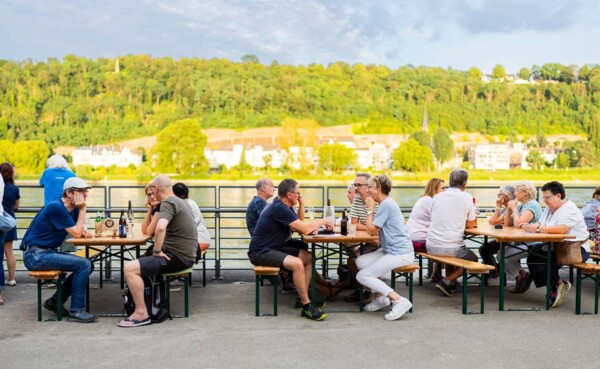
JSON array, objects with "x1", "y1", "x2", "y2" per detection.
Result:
[
  {"x1": 364, "y1": 296, "x2": 391, "y2": 312},
  {"x1": 6, "y1": 280, "x2": 17, "y2": 286},
  {"x1": 384, "y1": 297, "x2": 412, "y2": 321}
]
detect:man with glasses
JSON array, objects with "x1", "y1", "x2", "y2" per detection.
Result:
[
  {"x1": 524, "y1": 181, "x2": 591, "y2": 307},
  {"x1": 343, "y1": 173, "x2": 379, "y2": 303},
  {"x1": 21, "y1": 177, "x2": 97, "y2": 323},
  {"x1": 248, "y1": 178, "x2": 333, "y2": 321}
]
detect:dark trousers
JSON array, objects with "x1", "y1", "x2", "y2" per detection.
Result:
[
  {"x1": 478, "y1": 241, "x2": 500, "y2": 278},
  {"x1": 527, "y1": 245, "x2": 590, "y2": 288}
]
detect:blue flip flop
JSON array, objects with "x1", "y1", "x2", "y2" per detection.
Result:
[{"x1": 118, "y1": 317, "x2": 151, "y2": 328}]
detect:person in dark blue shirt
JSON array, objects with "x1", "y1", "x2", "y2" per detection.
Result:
[
  {"x1": 248, "y1": 178, "x2": 332, "y2": 321},
  {"x1": 1, "y1": 162, "x2": 20, "y2": 287},
  {"x1": 245, "y1": 178, "x2": 274, "y2": 235},
  {"x1": 22, "y1": 177, "x2": 97, "y2": 323}
]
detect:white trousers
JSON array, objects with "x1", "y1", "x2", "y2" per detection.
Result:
[
  {"x1": 504, "y1": 243, "x2": 527, "y2": 278},
  {"x1": 356, "y1": 249, "x2": 414, "y2": 298}
]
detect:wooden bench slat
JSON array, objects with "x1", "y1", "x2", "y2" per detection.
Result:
[
  {"x1": 572, "y1": 262, "x2": 600, "y2": 274},
  {"x1": 416, "y1": 252, "x2": 495, "y2": 272},
  {"x1": 393, "y1": 265, "x2": 420, "y2": 273},
  {"x1": 253, "y1": 266, "x2": 280, "y2": 276},
  {"x1": 29, "y1": 271, "x2": 62, "y2": 279}
]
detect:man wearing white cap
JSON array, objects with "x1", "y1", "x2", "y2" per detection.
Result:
[{"x1": 21, "y1": 177, "x2": 97, "y2": 323}]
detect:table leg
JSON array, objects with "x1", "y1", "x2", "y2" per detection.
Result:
[
  {"x1": 311, "y1": 242, "x2": 317, "y2": 304},
  {"x1": 86, "y1": 247, "x2": 90, "y2": 313},
  {"x1": 499, "y1": 242, "x2": 505, "y2": 312},
  {"x1": 121, "y1": 246, "x2": 125, "y2": 290},
  {"x1": 545, "y1": 242, "x2": 552, "y2": 310}
]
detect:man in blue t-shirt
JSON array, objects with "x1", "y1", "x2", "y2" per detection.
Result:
[
  {"x1": 22, "y1": 177, "x2": 97, "y2": 323},
  {"x1": 248, "y1": 178, "x2": 333, "y2": 321},
  {"x1": 245, "y1": 178, "x2": 274, "y2": 235}
]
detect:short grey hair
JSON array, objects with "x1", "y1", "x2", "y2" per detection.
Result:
[
  {"x1": 46, "y1": 154, "x2": 71, "y2": 170},
  {"x1": 449, "y1": 168, "x2": 469, "y2": 188},
  {"x1": 347, "y1": 183, "x2": 354, "y2": 191},
  {"x1": 256, "y1": 178, "x2": 270, "y2": 191},
  {"x1": 355, "y1": 172, "x2": 371, "y2": 181},
  {"x1": 499, "y1": 185, "x2": 516, "y2": 200}
]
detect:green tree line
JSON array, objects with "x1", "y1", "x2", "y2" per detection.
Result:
[{"x1": 2, "y1": 55, "x2": 600, "y2": 152}]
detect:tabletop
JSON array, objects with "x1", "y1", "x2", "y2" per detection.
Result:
[
  {"x1": 465, "y1": 223, "x2": 576, "y2": 243},
  {"x1": 66, "y1": 224, "x2": 151, "y2": 246},
  {"x1": 301, "y1": 231, "x2": 378, "y2": 244}
]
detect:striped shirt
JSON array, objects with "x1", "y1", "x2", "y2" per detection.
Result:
[{"x1": 349, "y1": 196, "x2": 378, "y2": 225}]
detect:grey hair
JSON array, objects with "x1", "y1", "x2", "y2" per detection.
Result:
[
  {"x1": 449, "y1": 168, "x2": 469, "y2": 188},
  {"x1": 46, "y1": 154, "x2": 71, "y2": 170},
  {"x1": 277, "y1": 178, "x2": 298, "y2": 197},
  {"x1": 355, "y1": 172, "x2": 371, "y2": 181},
  {"x1": 347, "y1": 183, "x2": 354, "y2": 191},
  {"x1": 256, "y1": 178, "x2": 270, "y2": 191},
  {"x1": 499, "y1": 185, "x2": 516, "y2": 200}
]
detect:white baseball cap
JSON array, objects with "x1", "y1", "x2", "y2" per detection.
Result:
[{"x1": 63, "y1": 177, "x2": 92, "y2": 191}]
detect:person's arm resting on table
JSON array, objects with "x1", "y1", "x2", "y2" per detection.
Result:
[{"x1": 290, "y1": 218, "x2": 332, "y2": 235}]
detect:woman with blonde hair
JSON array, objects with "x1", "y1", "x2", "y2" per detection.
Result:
[
  {"x1": 504, "y1": 181, "x2": 542, "y2": 294},
  {"x1": 357, "y1": 174, "x2": 415, "y2": 320}
]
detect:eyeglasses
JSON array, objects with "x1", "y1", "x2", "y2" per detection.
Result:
[
  {"x1": 542, "y1": 195, "x2": 556, "y2": 200},
  {"x1": 353, "y1": 183, "x2": 367, "y2": 188},
  {"x1": 146, "y1": 193, "x2": 154, "y2": 197},
  {"x1": 73, "y1": 189, "x2": 89, "y2": 194},
  {"x1": 291, "y1": 192, "x2": 301, "y2": 196}
]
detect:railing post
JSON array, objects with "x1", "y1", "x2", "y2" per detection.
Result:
[{"x1": 212, "y1": 210, "x2": 223, "y2": 280}]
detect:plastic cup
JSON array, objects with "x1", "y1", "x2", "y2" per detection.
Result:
[{"x1": 348, "y1": 223, "x2": 357, "y2": 236}]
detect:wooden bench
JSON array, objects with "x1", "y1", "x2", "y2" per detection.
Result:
[
  {"x1": 163, "y1": 266, "x2": 194, "y2": 318},
  {"x1": 29, "y1": 271, "x2": 65, "y2": 322},
  {"x1": 390, "y1": 264, "x2": 420, "y2": 313},
  {"x1": 572, "y1": 262, "x2": 600, "y2": 315},
  {"x1": 253, "y1": 266, "x2": 280, "y2": 316},
  {"x1": 416, "y1": 252, "x2": 495, "y2": 314}
]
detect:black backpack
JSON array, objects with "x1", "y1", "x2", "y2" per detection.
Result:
[{"x1": 123, "y1": 274, "x2": 171, "y2": 323}]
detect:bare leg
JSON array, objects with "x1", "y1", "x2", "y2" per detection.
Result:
[
  {"x1": 283, "y1": 253, "x2": 311, "y2": 305},
  {"x1": 4, "y1": 241, "x2": 16, "y2": 281},
  {"x1": 121, "y1": 260, "x2": 149, "y2": 324}
]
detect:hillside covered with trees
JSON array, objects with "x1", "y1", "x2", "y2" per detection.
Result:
[{"x1": 2, "y1": 55, "x2": 600, "y2": 151}]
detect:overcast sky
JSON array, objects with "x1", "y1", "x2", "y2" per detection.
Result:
[{"x1": 1, "y1": 0, "x2": 599, "y2": 73}]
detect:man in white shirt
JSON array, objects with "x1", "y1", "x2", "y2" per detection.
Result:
[{"x1": 426, "y1": 169, "x2": 477, "y2": 296}]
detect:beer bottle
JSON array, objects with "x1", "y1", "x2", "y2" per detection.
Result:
[
  {"x1": 119, "y1": 210, "x2": 127, "y2": 238},
  {"x1": 341, "y1": 209, "x2": 348, "y2": 236},
  {"x1": 472, "y1": 198, "x2": 478, "y2": 228}
]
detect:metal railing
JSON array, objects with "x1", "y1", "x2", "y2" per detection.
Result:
[{"x1": 8, "y1": 184, "x2": 598, "y2": 280}]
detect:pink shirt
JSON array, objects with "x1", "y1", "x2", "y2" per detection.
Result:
[{"x1": 406, "y1": 196, "x2": 433, "y2": 242}]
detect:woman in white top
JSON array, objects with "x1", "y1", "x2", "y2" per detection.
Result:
[
  {"x1": 524, "y1": 181, "x2": 590, "y2": 308},
  {"x1": 173, "y1": 183, "x2": 211, "y2": 262},
  {"x1": 406, "y1": 177, "x2": 445, "y2": 252}
]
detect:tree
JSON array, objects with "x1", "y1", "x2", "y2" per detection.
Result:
[
  {"x1": 590, "y1": 112, "x2": 600, "y2": 158},
  {"x1": 241, "y1": 54, "x2": 260, "y2": 64},
  {"x1": 468, "y1": 67, "x2": 482, "y2": 80},
  {"x1": 432, "y1": 128, "x2": 454, "y2": 164},
  {"x1": 410, "y1": 131, "x2": 431, "y2": 148},
  {"x1": 151, "y1": 119, "x2": 209, "y2": 175},
  {"x1": 391, "y1": 139, "x2": 433, "y2": 172},
  {"x1": 517, "y1": 67, "x2": 531, "y2": 80},
  {"x1": 317, "y1": 143, "x2": 357, "y2": 172},
  {"x1": 278, "y1": 117, "x2": 320, "y2": 170},
  {"x1": 526, "y1": 150, "x2": 546, "y2": 170},
  {"x1": 491, "y1": 64, "x2": 506, "y2": 79},
  {"x1": 555, "y1": 153, "x2": 570, "y2": 169}
]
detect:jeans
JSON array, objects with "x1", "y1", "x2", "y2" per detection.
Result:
[
  {"x1": 23, "y1": 248, "x2": 93, "y2": 312},
  {"x1": 356, "y1": 249, "x2": 415, "y2": 297},
  {"x1": 0, "y1": 231, "x2": 5, "y2": 291}
]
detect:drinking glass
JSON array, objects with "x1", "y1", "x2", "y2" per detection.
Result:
[{"x1": 307, "y1": 207, "x2": 315, "y2": 220}]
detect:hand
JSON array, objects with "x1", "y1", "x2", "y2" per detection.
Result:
[
  {"x1": 146, "y1": 201, "x2": 153, "y2": 210},
  {"x1": 507, "y1": 200, "x2": 517, "y2": 210},
  {"x1": 297, "y1": 194, "x2": 304, "y2": 206},
  {"x1": 153, "y1": 251, "x2": 171, "y2": 261},
  {"x1": 73, "y1": 192, "x2": 86, "y2": 208},
  {"x1": 323, "y1": 218, "x2": 333, "y2": 231},
  {"x1": 495, "y1": 197, "x2": 504, "y2": 208},
  {"x1": 365, "y1": 197, "x2": 375, "y2": 210},
  {"x1": 82, "y1": 230, "x2": 93, "y2": 239}
]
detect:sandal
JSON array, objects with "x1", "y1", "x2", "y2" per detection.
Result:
[{"x1": 118, "y1": 317, "x2": 151, "y2": 328}]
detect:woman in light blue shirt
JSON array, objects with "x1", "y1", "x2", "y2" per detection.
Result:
[{"x1": 356, "y1": 174, "x2": 414, "y2": 321}]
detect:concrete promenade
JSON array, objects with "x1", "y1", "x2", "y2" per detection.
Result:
[{"x1": 1, "y1": 269, "x2": 597, "y2": 369}]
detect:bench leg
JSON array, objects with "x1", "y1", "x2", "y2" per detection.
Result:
[
  {"x1": 390, "y1": 271, "x2": 396, "y2": 290},
  {"x1": 56, "y1": 276, "x2": 63, "y2": 322},
  {"x1": 462, "y1": 270, "x2": 468, "y2": 315},
  {"x1": 576, "y1": 269, "x2": 582, "y2": 315},
  {"x1": 595, "y1": 274, "x2": 600, "y2": 315},
  {"x1": 418, "y1": 255, "x2": 423, "y2": 286},
  {"x1": 255, "y1": 275, "x2": 260, "y2": 317},
  {"x1": 480, "y1": 274, "x2": 485, "y2": 314},
  {"x1": 202, "y1": 253, "x2": 206, "y2": 287},
  {"x1": 166, "y1": 279, "x2": 171, "y2": 312},
  {"x1": 273, "y1": 276, "x2": 278, "y2": 316},
  {"x1": 408, "y1": 272, "x2": 414, "y2": 313},
  {"x1": 184, "y1": 275, "x2": 189, "y2": 318},
  {"x1": 37, "y1": 280, "x2": 42, "y2": 322}
]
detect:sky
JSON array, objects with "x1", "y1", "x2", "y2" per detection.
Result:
[{"x1": 1, "y1": 0, "x2": 600, "y2": 74}]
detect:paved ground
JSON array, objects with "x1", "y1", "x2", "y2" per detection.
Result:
[{"x1": 1, "y1": 269, "x2": 598, "y2": 369}]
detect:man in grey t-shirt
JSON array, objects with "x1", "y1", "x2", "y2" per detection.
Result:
[{"x1": 120, "y1": 174, "x2": 197, "y2": 327}]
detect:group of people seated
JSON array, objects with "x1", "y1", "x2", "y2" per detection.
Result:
[
  {"x1": 20, "y1": 174, "x2": 209, "y2": 327},
  {"x1": 16, "y1": 168, "x2": 599, "y2": 324},
  {"x1": 405, "y1": 171, "x2": 593, "y2": 309}
]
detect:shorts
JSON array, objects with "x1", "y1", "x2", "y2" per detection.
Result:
[
  {"x1": 138, "y1": 250, "x2": 194, "y2": 278},
  {"x1": 249, "y1": 247, "x2": 301, "y2": 268}
]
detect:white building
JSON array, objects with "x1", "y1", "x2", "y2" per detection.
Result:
[
  {"x1": 72, "y1": 146, "x2": 142, "y2": 168},
  {"x1": 356, "y1": 142, "x2": 391, "y2": 170},
  {"x1": 468, "y1": 144, "x2": 510, "y2": 170}
]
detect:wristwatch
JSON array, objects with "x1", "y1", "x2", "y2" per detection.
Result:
[
  {"x1": 535, "y1": 225, "x2": 541, "y2": 233},
  {"x1": 153, "y1": 248, "x2": 162, "y2": 254},
  {"x1": 367, "y1": 210, "x2": 373, "y2": 216}
]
